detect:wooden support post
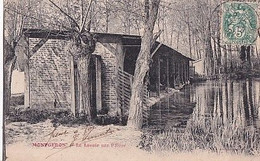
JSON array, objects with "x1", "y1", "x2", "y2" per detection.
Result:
[
  {"x1": 187, "y1": 62, "x2": 190, "y2": 82},
  {"x1": 158, "y1": 56, "x2": 162, "y2": 126},
  {"x1": 184, "y1": 62, "x2": 186, "y2": 83},
  {"x1": 71, "y1": 59, "x2": 76, "y2": 116},
  {"x1": 178, "y1": 62, "x2": 181, "y2": 85},
  {"x1": 181, "y1": 62, "x2": 184, "y2": 84},
  {"x1": 173, "y1": 61, "x2": 176, "y2": 88},
  {"x1": 95, "y1": 56, "x2": 102, "y2": 112},
  {"x1": 175, "y1": 62, "x2": 178, "y2": 86},
  {"x1": 166, "y1": 54, "x2": 170, "y2": 114},
  {"x1": 179, "y1": 62, "x2": 181, "y2": 85},
  {"x1": 166, "y1": 55, "x2": 169, "y2": 91},
  {"x1": 157, "y1": 56, "x2": 161, "y2": 97},
  {"x1": 24, "y1": 37, "x2": 30, "y2": 108},
  {"x1": 183, "y1": 63, "x2": 185, "y2": 84},
  {"x1": 71, "y1": 58, "x2": 79, "y2": 116},
  {"x1": 186, "y1": 62, "x2": 188, "y2": 83}
]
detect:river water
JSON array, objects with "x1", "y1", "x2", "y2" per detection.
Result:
[{"x1": 147, "y1": 79, "x2": 260, "y2": 131}]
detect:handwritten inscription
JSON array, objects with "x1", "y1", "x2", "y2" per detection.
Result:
[
  {"x1": 38, "y1": 126, "x2": 121, "y2": 158},
  {"x1": 45, "y1": 127, "x2": 69, "y2": 142},
  {"x1": 44, "y1": 126, "x2": 118, "y2": 144}
]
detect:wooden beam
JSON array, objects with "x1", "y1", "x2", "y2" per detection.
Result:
[
  {"x1": 166, "y1": 55, "x2": 169, "y2": 90},
  {"x1": 30, "y1": 38, "x2": 49, "y2": 56},
  {"x1": 100, "y1": 42, "x2": 118, "y2": 56},
  {"x1": 70, "y1": 59, "x2": 76, "y2": 116},
  {"x1": 95, "y1": 56, "x2": 102, "y2": 112},
  {"x1": 151, "y1": 43, "x2": 162, "y2": 58},
  {"x1": 24, "y1": 37, "x2": 30, "y2": 108},
  {"x1": 157, "y1": 56, "x2": 161, "y2": 96},
  {"x1": 166, "y1": 54, "x2": 170, "y2": 112},
  {"x1": 188, "y1": 62, "x2": 190, "y2": 81}
]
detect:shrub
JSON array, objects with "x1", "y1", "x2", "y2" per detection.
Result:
[
  {"x1": 140, "y1": 118, "x2": 260, "y2": 155},
  {"x1": 7, "y1": 108, "x2": 90, "y2": 126}
]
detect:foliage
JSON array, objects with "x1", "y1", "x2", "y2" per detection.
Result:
[{"x1": 7, "y1": 107, "x2": 130, "y2": 126}]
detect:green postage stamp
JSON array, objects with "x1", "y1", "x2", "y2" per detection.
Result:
[{"x1": 222, "y1": 2, "x2": 258, "y2": 45}]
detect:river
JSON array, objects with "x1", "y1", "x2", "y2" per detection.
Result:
[{"x1": 147, "y1": 79, "x2": 260, "y2": 131}]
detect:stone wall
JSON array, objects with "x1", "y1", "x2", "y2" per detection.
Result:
[
  {"x1": 94, "y1": 42, "x2": 119, "y2": 116},
  {"x1": 28, "y1": 39, "x2": 121, "y2": 116},
  {"x1": 29, "y1": 39, "x2": 71, "y2": 109}
]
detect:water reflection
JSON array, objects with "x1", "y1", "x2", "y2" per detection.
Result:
[
  {"x1": 148, "y1": 86, "x2": 195, "y2": 129},
  {"x1": 148, "y1": 79, "x2": 260, "y2": 131}
]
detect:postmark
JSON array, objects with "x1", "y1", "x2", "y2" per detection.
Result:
[{"x1": 222, "y1": 2, "x2": 258, "y2": 45}]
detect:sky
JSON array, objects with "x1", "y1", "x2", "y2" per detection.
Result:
[{"x1": 11, "y1": 70, "x2": 24, "y2": 94}]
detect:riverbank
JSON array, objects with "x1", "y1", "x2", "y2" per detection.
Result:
[
  {"x1": 5, "y1": 120, "x2": 260, "y2": 161},
  {"x1": 191, "y1": 69, "x2": 260, "y2": 82},
  {"x1": 140, "y1": 121, "x2": 260, "y2": 156}
]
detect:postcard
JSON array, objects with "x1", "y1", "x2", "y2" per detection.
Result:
[{"x1": 2, "y1": 0, "x2": 260, "y2": 161}]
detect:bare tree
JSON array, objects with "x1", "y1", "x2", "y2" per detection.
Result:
[
  {"x1": 3, "y1": 1, "x2": 35, "y2": 159},
  {"x1": 47, "y1": 0, "x2": 96, "y2": 120},
  {"x1": 127, "y1": 0, "x2": 161, "y2": 129}
]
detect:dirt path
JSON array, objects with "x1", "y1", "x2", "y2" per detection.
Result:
[
  {"x1": 5, "y1": 120, "x2": 260, "y2": 161},
  {"x1": 6, "y1": 120, "x2": 146, "y2": 161}
]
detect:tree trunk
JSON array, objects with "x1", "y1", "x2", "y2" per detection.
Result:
[
  {"x1": 3, "y1": 38, "x2": 16, "y2": 115},
  {"x1": 3, "y1": 39, "x2": 16, "y2": 161},
  {"x1": 127, "y1": 0, "x2": 160, "y2": 129},
  {"x1": 77, "y1": 54, "x2": 95, "y2": 119},
  {"x1": 127, "y1": 29, "x2": 152, "y2": 129},
  {"x1": 4, "y1": 57, "x2": 16, "y2": 114},
  {"x1": 224, "y1": 45, "x2": 228, "y2": 73},
  {"x1": 205, "y1": 21, "x2": 214, "y2": 76},
  {"x1": 67, "y1": 31, "x2": 96, "y2": 121},
  {"x1": 246, "y1": 46, "x2": 252, "y2": 70},
  {"x1": 216, "y1": 33, "x2": 222, "y2": 74},
  {"x1": 187, "y1": 17, "x2": 192, "y2": 58}
]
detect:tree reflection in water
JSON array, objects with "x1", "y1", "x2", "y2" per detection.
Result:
[{"x1": 147, "y1": 79, "x2": 260, "y2": 131}]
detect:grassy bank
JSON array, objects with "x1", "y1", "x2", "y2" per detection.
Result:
[
  {"x1": 7, "y1": 106, "x2": 127, "y2": 126},
  {"x1": 6, "y1": 120, "x2": 259, "y2": 161},
  {"x1": 140, "y1": 118, "x2": 260, "y2": 155},
  {"x1": 7, "y1": 108, "x2": 91, "y2": 126}
]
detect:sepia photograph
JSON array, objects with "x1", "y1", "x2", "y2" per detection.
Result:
[{"x1": 2, "y1": 0, "x2": 260, "y2": 160}]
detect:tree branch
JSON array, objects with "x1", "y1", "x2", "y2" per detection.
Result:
[
  {"x1": 80, "y1": 0, "x2": 94, "y2": 32},
  {"x1": 144, "y1": 0, "x2": 150, "y2": 23},
  {"x1": 148, "y1": 0, "x2": 160, "y2": 29},
  {"x1": 48, "y1": 0, "x2": 80, "y2": 30},
  {"x1": 3, "y1": 37, "x2": 15, "y2": 64},
  {"x1": 4, "y1": 6, "x2": 73, "y2": 31}
]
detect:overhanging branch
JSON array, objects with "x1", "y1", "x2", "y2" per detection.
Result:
[
  {"x1": 4, "y1": 6, "x2": 73, "y2": 31},
  {"x1": 49, "y1": 0, "x2": 80, "y2": 30},
  {"x1": 80, "y1": 0, "x2": 94, "y2": 32}
]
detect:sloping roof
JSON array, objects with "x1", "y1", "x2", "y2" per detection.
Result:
[{"x1": 23, "y1": 28, "x2": 194, "y2": 61}]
